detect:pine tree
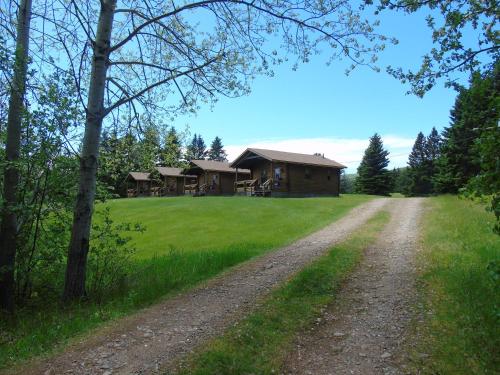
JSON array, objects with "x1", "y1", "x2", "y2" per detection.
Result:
[
  {"x1": 138, "y1": 124, "x2": 160, "y2": 171},
  {"x1": 207, "y1": 136, "x2": 228, "y2": 161},
  {"x1": 195, "y1": 134, "x2": 207, "y2": 159},
  {"x1": 392, "y1": 167, "x2": 412, "y2": 195},
  {"x1": 433, "y1": 81, "x2": 485, "y2": 193},
  {"x1": 98, "y1": 131, "x2": 141, "y2": 196},
  {"x1": 185, "y1": 133, "x2": 207, "y2": 161},
  {"x1": 160, "y1": 127, "x2": 182, "y2": 167},
  {"x1": 407, "y1": 132, "x2": 432, "y2": 196},
  {"x1": 355, "y1": 133, "x2": 391, "y2": 196},
  {"x1": 426, "y1": 127, "x2": 441, "y2": 161}
]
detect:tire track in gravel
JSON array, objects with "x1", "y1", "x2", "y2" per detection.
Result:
[
  {"x1": 12, "y1": 198, "x2": 389, "y2": 375},
  {"x1": 283, "y1": 198, "x2": 424, "y2": 375}
]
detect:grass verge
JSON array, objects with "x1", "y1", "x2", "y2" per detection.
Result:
[
  {"x1": 412, "y1": 195, "x2": 500, "y2": 374},
  {"x1": 0, "y1": 195, "x2": 372, "y2": 370},
  {"x1": 175, "y1": 210, "x2": 390, "y2": 375}
]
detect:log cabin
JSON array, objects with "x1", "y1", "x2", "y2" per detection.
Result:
[
  {"x1": 156, "y1": 167, "x2": 197, "y2": 196},
  {"x1": 183, "y1": 160, "x2": 251, "y2": 195},
  {"x1": 127, "y1": 172, "x2": 152, "y2": 197},
  {"x1": 230, "y1": 148, "x2": 346, "y2": 197}
]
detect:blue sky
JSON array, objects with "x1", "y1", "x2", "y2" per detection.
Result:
[{"x1": 172, "y1": 7, "x2": 468, "y2": 172}]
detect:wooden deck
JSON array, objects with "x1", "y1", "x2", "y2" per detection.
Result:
[{"x1": 235, "y1": 178, "x2": 272, "y2": 197}]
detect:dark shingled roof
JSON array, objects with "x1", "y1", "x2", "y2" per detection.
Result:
[
  {"x1": 231, "y1": 148, "x2": 346, "y2": 169},
  {"x1": 128, "y1": 172, "x2": 151, "y2": 181},
  {"x1": 187, "y1": 160, "x2": 250, "y2": 174},
  {"x1": 156, "y1": 167, "x2": 196, "y2": 178}
]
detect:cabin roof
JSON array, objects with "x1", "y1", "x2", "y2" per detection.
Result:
[
  {"x1": 156, "y1": 167, "x2": 196, "y2": 178},
  {"x1": 231, "y1": 148, "x2": 347, "y2": 169},
  {"x1": 185, "y1": 160, "x2": 250, "y2": 174},
  {"x1": 128, "y1": 172, "x2": 151, "y2": 181}
]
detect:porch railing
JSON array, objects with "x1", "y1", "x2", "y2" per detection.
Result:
[{"x1": 235, "y1": 179, "x2": 258, "y2": 194}]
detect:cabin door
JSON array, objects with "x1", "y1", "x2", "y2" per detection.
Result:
[{"x1": 260, "y1": 168, "x2": 268, "y2": 184}]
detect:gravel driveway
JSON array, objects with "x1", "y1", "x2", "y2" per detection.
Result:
[
  {"x1": 14, "y1": 198, "x2": 389, "y2": 375},
  {"x1": 283, "y1": 197, "x2": 424, "y2": 375}
]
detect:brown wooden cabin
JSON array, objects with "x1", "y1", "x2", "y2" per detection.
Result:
[
  {"x1": 230, "y1": 148, "x2": 346, "y2": 197},
  {"x1": 127, "y1": 172, "x2": 152, "y2": 197},
  {"x1": 156, "y1": 167, "x2": 197, "y2": 196},
  {"x1": 183, "y1": 160, "x2": 250, "y2": 196}
]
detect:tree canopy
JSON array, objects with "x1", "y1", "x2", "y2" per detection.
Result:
[{"x1": 367, "y1": 0, "x2": 499, "y2": 96}]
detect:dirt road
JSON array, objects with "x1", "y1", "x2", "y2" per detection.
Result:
[
  {"x1": 284, "y1": 197, "x2": 424, "y2": 375},
  {"x1": 15, "y1": 198, "x2": 389, "y2": 375}
]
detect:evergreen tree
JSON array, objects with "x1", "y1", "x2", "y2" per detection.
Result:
[
  {"x1": 432, "y1": 67, "x2": 497, "y2": 193},
  {"x1": 160, "y1": 127, "x2": 182, "y2": 167},
  {"x1": 185, "y1": 133, "x2": 207, "y2": 161},
  {"x1": 463, "y1": 65, "x2": 500, "y2": 233},
  {"x1": 99, "y1": 131, "x2": 141, "y2": 196},
  {"x1": 426, "y1": 127, "x2": 441, "y2": 161},
  {"x1": 138, "y1": 124, "x2": 161, "y2": 171},
  {"x1": 355, "y1": 133, "x2": 392, "y2": 196},
  {"x1": 195, "y1": 134, "x2": 207, "y2": 159},
  {"x1": 407, "y1": 132, "x2": 432, "y2": 196},
  {"x1": 207, "y1": 136, "x2": 228, "y2": 161},
  {"x1": 405, "y1": 128, "x2": 442, "y2": 196},
  {"x1": 392, "y1": 167, "x2": 412, "y2": 195},
  {"x1": 430, "y1": 62, "x2": 499, "y2": 232}
]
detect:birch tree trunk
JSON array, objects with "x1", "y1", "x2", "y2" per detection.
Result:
[
  {"x1": 62, "y1": 0, "x2": 116, "y2": 301},
  {"x1": 0, "y1": 0, "x2": 33, "y2": 312}
]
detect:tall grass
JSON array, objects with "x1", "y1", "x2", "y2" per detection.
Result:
[
  {"x1": 415, "y1": 196, "x2": 500, "y2": 374},
  {"x1": 0, "y1": 195, "x2": 372, "y2": 370},
  {"x1": 177, "y1": 211, "x2": 390, "y2": 375}
]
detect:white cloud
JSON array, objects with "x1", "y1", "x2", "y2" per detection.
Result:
[{"x1": 226, "y1": 135, "x2": 414, "y2": 173}]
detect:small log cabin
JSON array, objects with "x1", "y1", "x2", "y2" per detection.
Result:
[
  {"x1": 156, "y1": 167, "x2": 197, "y2": 196},
  {"x1": 230, "y1": 148, "x2": 346, "y2": 197},
  {"x1": 127, "y1": 172, "x2": 152, "y2": 197},
  {"x1": 183, "y1": 160, "x2": 251, "y2": 195}
]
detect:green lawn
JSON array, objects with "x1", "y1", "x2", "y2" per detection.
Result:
[
  {"x1": 105, "y1": 195, "x2": 373, "y2": 259},
  {"x1": 1, "y1": 194, "x2": 372, "y2": 370},
  {"x1": 413, "y1": 196, "x2": 500, "y2": 374},
  {"x1": 177, "y1": 210, "x2": 390, "y2": 375}
]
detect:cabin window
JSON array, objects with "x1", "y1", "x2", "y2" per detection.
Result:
[
  {"x1": 327, "y1": 169, "x2": 331, "y2": 181},
  {"x1": 274, "y1": 167, "x2": 282, "y2": 180},
  {"x1": 305, "y1": 167, "x2": 312, "y2": 179}
]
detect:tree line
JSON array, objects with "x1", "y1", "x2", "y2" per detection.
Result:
[{"x1": 350, "y1": 63, "x2": 499, "y2": 231}]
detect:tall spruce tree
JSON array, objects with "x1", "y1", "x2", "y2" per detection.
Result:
[
  {"x1": 185, "y1": 134, "x2": 207, "y2": 161},
  {"x1": 355, "y1": 133, "x2": 391, "y2": 195},
  {"x1": 160, "y1": 127, "x2": 182, "y2": 167},
  {"x1": 433, "y1": 66, "x2": 499, "y2": 194},
  {"x1": 138, "y1": 125, "x2": 161, "y2": 171},
  {"x1": 407, "y1": 132, "x2": 432, "y2": 196},
  {"x1": 195, "y1": 135, "x2": 207, "y2": 160},
  {"x1": 208, "y1": 136, "x2": 228, "y2": 161}
]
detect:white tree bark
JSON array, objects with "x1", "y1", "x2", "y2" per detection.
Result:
[
  {"x1": 0, "y1": 0, "x2": 33, "y2": 312},
  {"x1": 63, "y1": 0, "x2": 117, "y2": 301}
]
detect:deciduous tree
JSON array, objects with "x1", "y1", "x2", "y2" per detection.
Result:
[
  {"x1": 368, "y1": 0, "x2": 499, "y2": 96},
  {"x1": 0, "y1": 0, "x2": 33, "y2": 311},
  {"x1": 42, "y1": 0, "x2": 386, "y2": 300}
]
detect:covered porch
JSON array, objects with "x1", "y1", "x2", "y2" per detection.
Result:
[
  {"x1": 234, "y1": 178, "x2": 273, "y2": 196},
  {"x1": 126, "y1": 172, "x2": 152, "y2": 197}
]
